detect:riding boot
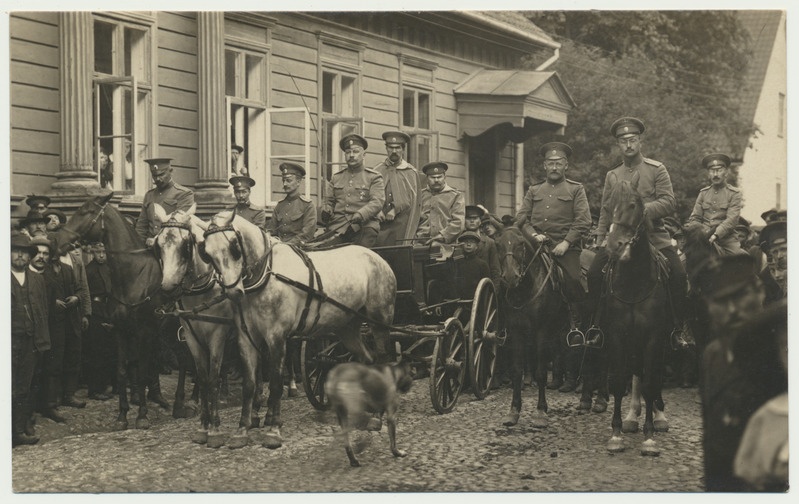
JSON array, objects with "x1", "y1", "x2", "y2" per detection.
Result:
[
  {"x1": 565, "y1": 303, "x2": 585, "y2": 347},
  {"x1": 62, "y1": 374, "x2": 86, "y2": 408},
  {"x1": 547, "y1": 357, "x2": 563, "y2": 390},
  {"x1": 147, "y1": 375, "x2": 171, "y2": 410}
]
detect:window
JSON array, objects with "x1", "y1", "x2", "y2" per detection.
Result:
[
  {"x1": 401, "y1": 86, "x2": 438, "y2": 168},
  {"x1": 226, "y1": 47, "x2": 267, "y2": 178},
  {"x1": 320, "y1": 68, "x2": 362, "y2": 181},
  {"x1": 778, "y1": 92, "x2": 785, "y2": 138},
  {"x1": 93, "y1": 16, "x2": 153, "y2": 194}
]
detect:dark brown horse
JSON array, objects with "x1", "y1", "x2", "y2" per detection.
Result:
[
  {"x1": 55, "y1": 192, "x2": 182, "y2": 429},
  {"x1": 495, "y1": 226, "x2": 573, "y2": 428},
  {"x1": 601, "y1": 180, "x2": 671, "y2": 455}
]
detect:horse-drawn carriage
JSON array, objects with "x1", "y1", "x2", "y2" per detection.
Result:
[{"x1": 300, "y1": 241, "x2": 503, "y2": 414}]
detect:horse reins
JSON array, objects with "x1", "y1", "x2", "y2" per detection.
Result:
[{"x1": 503, "y1": 238, "x2": 555, "y2": 310}]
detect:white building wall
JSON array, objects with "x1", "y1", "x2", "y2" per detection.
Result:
[{"x1": 739, "y1": 12, "x2": 787, "y2": 224}]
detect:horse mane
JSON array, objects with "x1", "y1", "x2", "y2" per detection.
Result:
[{"x1": 102, "y1": 200, "x2": 148, "y2": 249}]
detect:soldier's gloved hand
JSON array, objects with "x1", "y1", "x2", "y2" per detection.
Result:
[
  {"x1": 532, "y1": 233, "x2": 547, "y2": 244},
  {"x1": 145, "y1": 237, "x2": 155, "y2": 248},
  {"x1": 552, "y1": 240, "x2": 570, "y2": 257},
  {"x1": 350, "y1": 213, "x2": 364, "y2": 225},
  {"x1": 377, "y1": 211, "x2": 385, "y2": 222},
  {"x1": 385, "y1": 208, "x2": 396, "y2": 222}
]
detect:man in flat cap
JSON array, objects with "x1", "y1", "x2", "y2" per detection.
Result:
[
  {"x1": 455, "y1": 230, "x2": 491, "y2": 300},
  {"x1": 515, "y1": 141, "x2": 591, "y2": 348},
  {"x1": 588, "y1": 117, "x2": 688, "y2": 344},
  {"x1": 231, "y1": 144, "x2": 248, "y2": 176},
  {"x1": 463, "y1": 205, "x2": 501, "y2": 288},
  {"x1": 228, "y1": 175, "x2": 266, "y2": 228},
  {"x1": 322, "y1": 134, "x2": 385, "y2": 247},
  {"x1": 135, "y1": 158, "x2": 195, "y2": 248},
  {"x1": 25, "y1": 194, "x2": 51, "y2": 213},
  {"x1": 415, "y1": 161, "x2": 465, "y2": 244},
  {"x1": 266, "y1": 163, "x2": 317, "y2": 245},
  {"x1": 11, "y1": 231, "x2": 50, "y2": 446},
  {"x1": 373, "y1": 131, "x2": 423, "y2": 246},
  {"x1": 687, "y1": 153, "x2": 744, "y2": 256},
  {"x1": 757, "y1": 218, "x2": 787, "y2": 305}
]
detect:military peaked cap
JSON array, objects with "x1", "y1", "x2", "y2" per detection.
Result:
[
  {"x1": 229, "y1": 175, "x2": 256, "y2": 189},
  {"x1": 702, "y1": 153, "x2": 732, "y2": 169},
  {"x1": 760, "y1": 220, "x2": 787, "y2": 252},
  {"x1": 422, "y1": 161, "x2": 448, "y2": 175},
  {"x1": 279, "y1": 162, "x2": 306, "y2": 177},
  {"x1": 610, "y1": 117, "x2": 645, "y2": 138},
  {"x1": 339, "y1": 133, "x2": 368, "y2": 151},
  {"x1": 465, "y1": 205, "x2": 485, "y2": 218},
  {"x1": 457, "y1": 230, "x2": 481, "y2": 243},
  {"x1": 382, "y1": 131, "x2": 410, "y2": 145},
  {"x1": 144, "y1": 158, "x2": 173, "y2": 172},
  {"x1": 539, "y1": 141, "x2": 573, "y2": 160}
]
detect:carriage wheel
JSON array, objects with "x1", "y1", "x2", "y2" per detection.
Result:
[
  {"x1": 468, "y1": 278, "x2": 499, "y2": 400},
  {"x1": 429, "y1": 318, "x2": 466, "y2": 414},
  {"x1": 300, "y1": 338, "x2": 353, "y2": 411}
]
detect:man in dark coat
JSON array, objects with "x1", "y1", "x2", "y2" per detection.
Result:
[
  {"x1": 84, "y1": 242, "x2": 115, "y2": 400},
  {"x1": 11, "y1": 231, "x2": 50, "y2": 446},
  {"x1": 757, "y1": 217, "x2": 787, "y2": 305}
]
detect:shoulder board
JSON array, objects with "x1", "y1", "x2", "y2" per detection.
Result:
[
  {"x1": 364, "y1": 167, "x2": 379, "y2": 174},
  {"x1": 726, "y1": 184, "x2": 740, "y2": 192},
  {"x1": 172, "y1": 182, "x2": 192, "y2": 192},
  {"x1": 299, "y1": 195, "x2": 312, "y2": 203},
  {"x1": 332, "y1": 168, "x2": 346, "y2": 177},
  {"x1": 643, "y1": 157, "x2": 664, "y2": 167},
  {"x1": 609, "y1": 163, "x2": 624, "y2": 173},
  {"x1": 699, "y1": 186, "x2": 711, "y2": 192},
  {"x1": 565, "y1": 178, "x2": 583, "y2": 186},
  {"x1": 249, "y1": 203, "x2": 264, "y2": 211}
]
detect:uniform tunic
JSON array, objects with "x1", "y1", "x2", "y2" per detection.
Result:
[
  {"x1": 596, "y1": 157, "x2": 676, "y2": 250},
  {"x1": 324, "y1": 167, "x2": 385, "y2": 234},
  {"x1": 416, "y1": 184, "x2": 465, "y2": 243},
  {"x1": 267, "y1": 195, "x2": 318, "y2": 245},
  {"x1": 230, "y1": 202, "x2": 267, "y2": 229},
  {"x1": 135, "y1": 181, "x2": 195, "y2": 241},
  {"x1": 374, "y1": 158, "x2": 423, "y2": 246},
  {"x1": 688, "y1": 184, "x2": 744, "y2": 255}
]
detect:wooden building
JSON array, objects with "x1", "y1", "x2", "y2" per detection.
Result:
[{"x1": 10, "y1": 11, "x2": 575, "y2": 221}]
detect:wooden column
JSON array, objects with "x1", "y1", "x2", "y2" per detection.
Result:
[
  {"x1": 194, "y1": 11, "x2": 232, "y2": 210},
  {"x1": 52, "y1": 11, "x2": 99, "y2": 194}
]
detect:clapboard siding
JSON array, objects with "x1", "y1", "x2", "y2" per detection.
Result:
[
  {"x1": 11, "y1": 106, "x2": 60, "y2": 133},
  {"x1": 10, "y1": 14, "x2": 60, "y2": 46},
  {"x1": 10, "y1": 39, "x2": 60, "y2": 68},
  {"x1": 159, "y1": 67, "x2": 198, "y2": 93},
  {"x1": 10, "y1": 61, "x2": 60, "y2": 89},
  {"x1": 10, "y1": 83, "x2": 60, "y2": 112},
  {"x1": 12, "y1": 128, "x2": 60, "y2": 155},
  {"x1": 158, "y1": 106, "x2": 198, "y2": 130},
  {"x1": 158, "y1": 47, "x2": 198, "y2": 74},
  {"x1": 12, "y1": 151, "x2": 60, "y2": 176}
]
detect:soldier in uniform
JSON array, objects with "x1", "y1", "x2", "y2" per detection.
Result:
[
  {"x1": 135, "y1": 158, "x2": 195, "y2": 249},
  {"x1": 693, "y1": 254, "x2": 783, "y2": 492},
  {"x1": 267, "y1": 162, "x2": 317, "y2": 245},
  {"x1": 757, "y1": 217, "x2": 787, "y2": 305},
  {"x1": 588, "y1": 117, "x2": 688, "y2": 345},
  {"x1": 687, "y1": 153, "x2": 744, "y2": 256},
  {"x1": 373, "y1": 131, "x2": 423, "y2": 246},
  {"x1": 463, "y1": 205, "x2": 502, "y2": 288},
  {"x1": 415, "y1": 161, "x2": 465, "y2": 244},
  {"x1": 228, "y1": 175, "x2": 266, "y2": 228},
  {"x1": 322, "y1": 134, "x2": 385, "y2": 247}
]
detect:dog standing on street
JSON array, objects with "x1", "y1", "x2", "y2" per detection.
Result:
[{"x1": 325, "y1": 361, "x2": 413, "y2": 467}]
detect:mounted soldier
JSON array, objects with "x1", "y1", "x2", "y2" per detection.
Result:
[
  {"x1": 228, "y1": 175, "x2": 266, "y2": 228},
  {"x1": 687, "y1": 153, "x2": 744, "y2": 256},
  {"x1": 374, "y1": 131, "x2": 423, "y2": 246},
  {"x1": 135, "y1": 158, "x2": 195, "y2": 249},
  {"x1": 587, "y1": 117, "x2": 688, "y2": 348}
]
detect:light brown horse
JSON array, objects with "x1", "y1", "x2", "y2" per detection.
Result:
[{"x1": 201, "y1": 211, "x2": 396, "y2": 449}]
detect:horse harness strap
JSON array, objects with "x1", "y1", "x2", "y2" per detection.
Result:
[{"x1": 287, "y1": 244, "x2": 325, "y2": 335}]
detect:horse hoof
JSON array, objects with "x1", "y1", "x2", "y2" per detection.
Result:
[
  {"x1": 114, "y1": 420, "x2": 128, "y2": 432},
  {"x1": 502, "y1": 412, "x2": 520, "y2": 427},
  {"x1": 607, "y1": 437, "x2": 625, "y2": 453},
  {"x1": 262, "y1": 434, "x2": 282, "y2": 450},
  {"x1": 654, "y1": 420, "x2": 669, "y2": 432},
  {"x1": 577, "y1": 399, "x2": 592, "y2": 411},
  {"x1": 531, "y1": 413, "x2": 548, "y2": 429},
  {"x1": 207, "y1": 433, "x2": 226, "y2": 449},
  {"x1": 191, "y1": 430, "x2": 208, "y2": 444},
  {"x1": 592, "y1": 398, "x2": 608, "y2": 413},
  {"x1": 621, "y1": 420, "x2": 638, "y2": 433},
  {"x1": 135, "y1": 417, "x2": 150, "y2": 430},
  {"x1": 366, "y1": 417, "x2": 382, "y2": 432},
  {"x1": 228, "y1": 434, "x2": 249, "y2": 450},
  {"x1": 641, "y1": 439, "x2": 660, "y2": 457}
]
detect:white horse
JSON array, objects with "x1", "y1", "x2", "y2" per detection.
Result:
[
  {"x1": 153, "y1": 205, "x2": 260, "y2": 449},
  {"x1": 201, "y1": 210, "x2": 397, "y2": 449}
]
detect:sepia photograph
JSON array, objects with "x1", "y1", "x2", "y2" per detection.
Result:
[{"x1": 3, "y1": 0, "x2": 792, "y2": 495}]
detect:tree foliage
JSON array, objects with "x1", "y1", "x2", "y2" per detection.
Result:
[{"x1": 521, "y1": 11, "x2": 755, "y2": 219}]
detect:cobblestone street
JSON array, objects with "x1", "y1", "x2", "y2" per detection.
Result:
[{"x1": 11, "y1": 371, "x2": 705, "y2": 493}]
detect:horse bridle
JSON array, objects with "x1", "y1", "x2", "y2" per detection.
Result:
[
  {"x1": 157, "y1": 219, "x2": 216, "y2": 295},
  {"x1": 503, "y1": 236, "x2": 553, "y2": 309},
  {"x1": 57, "y1": 198, "x2": 111, "y2": 251},
  {"x1": 202, "y1": 224, "x2": 253, "y2": 290}
]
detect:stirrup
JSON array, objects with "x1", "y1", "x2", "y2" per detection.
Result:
[
  {"x1": 566, "y1": 328, "x2": 585, "y2": 348},
  {"x1": 584, "y1": 325, "x2": 604, "y2": 349}
]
